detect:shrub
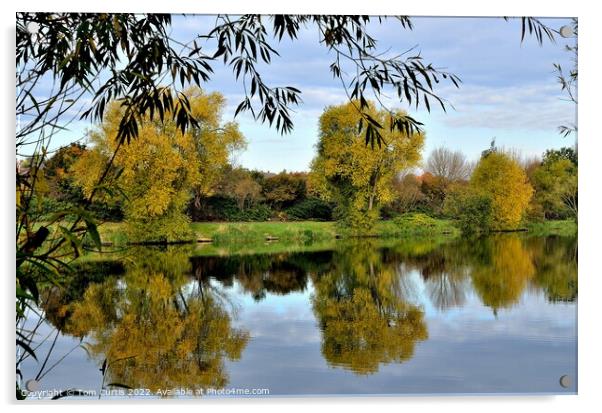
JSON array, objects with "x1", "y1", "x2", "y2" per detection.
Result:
[
  {"x1": 393, "y1": 213, "x2": 438, "y2": 229},
  {"x1": 445, "y1": 190, "x2": 493, "y2": 234},
  {"x1": 229, "y1": 204, "x2": 272, "y2": 221},
  {"x1": 335, "y1": 206, "x2": 379, "y2": 236},
  {"x1": 285, "y1": 197, "x2": 333, "y2": 221},
  {"x1": 188, "y1": 196, "x2": 272, "y2": 221}
]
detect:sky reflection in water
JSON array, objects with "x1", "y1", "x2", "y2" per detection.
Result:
[{"x1": 20, "y1": 234, "x2": 577, "y2": 398}]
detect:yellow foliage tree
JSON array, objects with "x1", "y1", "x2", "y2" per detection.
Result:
[
  {"x1": 470, "y1": 151, "x2": 533, "y2": 230},
  {"x1": 309, "y1": 102, "x2": 424, "y2": 233},
  {"x1": 72, "y1": 88, "x2": 245, "y2": 241}
]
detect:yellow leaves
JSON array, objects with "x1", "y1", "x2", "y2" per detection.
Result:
[
  {"x1": 310, "y1": 101, "x2": 424, "y2": 231},
  {"x1": 72, "y1": 87, "x2": 245, "y2": 241},
  {"x1": 471, "y1": 236, "x2": 535, "y2": 311},
  {"x1": 311, "y1": 243, "x2": 428, "y2": 374},
  {"x1": 470, "y1": 152, "x2": 533, "y2": 230}
]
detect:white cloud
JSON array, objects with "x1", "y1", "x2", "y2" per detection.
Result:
[{"x1": 434, "y1": 83, "x2": 575, "y2": 132}]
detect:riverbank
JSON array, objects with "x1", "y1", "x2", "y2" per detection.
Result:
[
  {"x1": 98, "y1": 215, "x2": 458, "y2": 246},
  {"x1": 525, "y1": 219, "x2": 577, "y2": 237},
  {"x1": 97, "y1": 216, "x2": 576, "y2": 248}
]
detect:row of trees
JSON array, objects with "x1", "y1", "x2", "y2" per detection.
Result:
[
  {"x1": 31, "y1": 96, "x2": 577, "y2": 241},
  {"x1": 187, "y1": 167, "x2": 333, "y2": 222},
  {"x1": 307, "y1": 103, "x2": 577, "y2": 234}
]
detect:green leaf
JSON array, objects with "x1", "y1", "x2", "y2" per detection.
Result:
[{"x1": 86, "y1": 221, "x2": 102, "y2": 252}]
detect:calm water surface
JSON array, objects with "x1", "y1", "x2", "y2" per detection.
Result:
[{"x1": 19, "y1": 234, "x2": 577, "y2": 398}]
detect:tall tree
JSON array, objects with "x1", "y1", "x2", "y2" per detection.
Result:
[
  {"x1": 470, "y1": 151, "x2": 533, "y2": 230},
  {"x1": 72, "y1": 88, "x2": 245, "y2": 241},
  {"x1": 531, "y1": 149, "x2": 578, "y2": 220},
  {"x1": 309, "y1": 102, "x2": 424, "y2": 233}
]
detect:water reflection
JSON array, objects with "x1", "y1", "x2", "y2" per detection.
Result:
[
  {"x1": 37, "y1": 234, "x2": 577, "y2": 395},
  {"x1": 46, "y1": 248, "x2": 249, "y2": 393},
  {"x1": 188, "y1": 252, "x2": 329, "y2": 300},
  {"x1": 310, "y1": 242, "x2": 428, "y2": 374}
]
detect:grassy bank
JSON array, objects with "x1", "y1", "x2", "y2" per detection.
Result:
[
  {"x1": 526, "y1": 219, "x2": 577, "y2": 237},
  {"x1": 191, "y1": 221, "x2": 337, "y2": 244},
  {"x1": 98, "y1": 216, "x2": 577, "y2": 246},
  {"x1": 81, "y1": 217, "x2": 577, "y2": 259},
  {"x1": 97, "y1": 215, "x2": 459, "y2": 246}
]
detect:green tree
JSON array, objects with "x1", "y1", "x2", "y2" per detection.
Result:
[
  {"x1": 542, "y1": 147, "x2": 578, "y2": 166},
  {"x1": 444, "y1": 188, "x2": 493, "y2": 234},
  {"x1": 532, "y1": 155, "x2": 578, "y2": 220},
  {"x1": 309, "y1": 102, "x2": 424, "y2": 233},
  {"x1": 470, "y1": 151, "x2": 533, "y2": 230}
]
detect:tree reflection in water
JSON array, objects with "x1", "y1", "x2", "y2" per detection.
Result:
[
  {"x1": 469, "y1": 236, "x2": 536, "y2": 313},
  {"x1": 53, "y1": 247, "x2": 249, "y2": 394},
  {"x1": 310, "y1": 242, "x2": 428, "y2": 374},
  {"x1": 529, "y1": 236, "x2": 578, "y2": 303},
  {"x1": 39, "y1": 234, "x2": 576, "y2": 387}
]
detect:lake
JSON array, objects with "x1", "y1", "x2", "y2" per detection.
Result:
[{"x1": 18, "y1": 234, "x2": 577, "y2": 398}]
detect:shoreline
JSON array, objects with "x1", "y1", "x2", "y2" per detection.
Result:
[{"x1": 96, "y1": 217, "x2": 576, "y2": 248}]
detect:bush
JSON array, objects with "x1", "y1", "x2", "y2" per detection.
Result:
[
  {"x1": 393, "y1": 213, "x2": 439, "y2": 229},
  {"x1": 285, "y1": 197, "x2": 333, "y2": 221},
  {"x1": 231, "y1": 204, "x2": 272, "y2": 221},
  {"x1": 445, "y1": 191, "x2": 493, "y2": 234},
  {"x1": 335, "y1": 207, "x2": 379, "y2": 236},
  {"x1": 188, "y1": 196, "x2": 272, "y2": 221}
]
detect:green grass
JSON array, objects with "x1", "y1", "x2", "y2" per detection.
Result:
[
  {"x1": 526, "y1": 219, "x2": 577, "y2": 237},
  {"x1": 82, "y1": 216, "x2": 576, "y2": 259},
  {"x1": 190, "y1": 220, "x2": 337, "y2": 244},
  {"x1": 377, "y1": 213, "x2": 460, "y2": 238},
  {"x1": 95, "y1": 214, "x2": 460, "y2": 250}
]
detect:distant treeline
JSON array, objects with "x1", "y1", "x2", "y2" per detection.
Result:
[
  {"x1": 186, "y1": 167, "x2": 334, "y2": 222},
  {"x1": 27, "y1": 141, "x2": 577, "y2": 228},
  {"x1": 25, "y1": 144, "x2": 334, "y2": 222},
  {"x1": 20, "y1": 92, "x2": 576, "y2": 240}
]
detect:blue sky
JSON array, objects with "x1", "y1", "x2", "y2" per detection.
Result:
[
  {"x1": 27, "y1": 15, "x2": 576, "y2": 172},
  {"x1": 171, "y1": 15, "x2": 576, "y2": 172}
]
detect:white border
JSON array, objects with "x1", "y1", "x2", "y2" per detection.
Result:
[{"x1": 3, "y1": 1, "x2": 600, "y2": 412}]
